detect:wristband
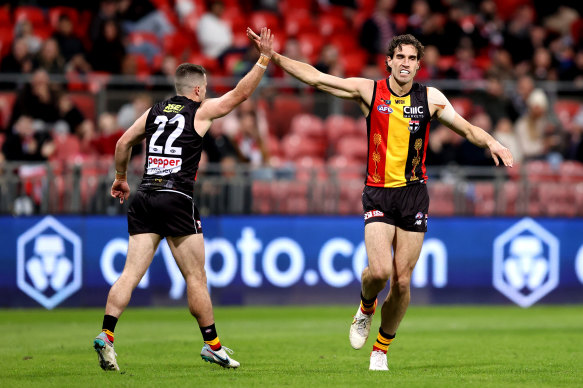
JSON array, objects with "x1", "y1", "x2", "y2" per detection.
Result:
[
  {"x1": 115, "y1": 171, "x2": 127, "y2": 181},
  {"x1": 257, "y1": 54, "x2": 270, "y2": 68},
  {"x1": 255, "y1": 62, "x2": 267, "y2": 70}
]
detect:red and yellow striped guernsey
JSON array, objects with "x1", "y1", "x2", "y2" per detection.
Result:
[{"x1": 365, "y1": 79, "x2": 431, "y2": 188}]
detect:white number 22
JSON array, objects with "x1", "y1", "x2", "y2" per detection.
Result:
[{"x1": 149, "y1": 114, "x2": 185, "y2": 155}]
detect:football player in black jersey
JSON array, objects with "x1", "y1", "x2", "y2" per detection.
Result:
[{"x1": 93, "y1": 28, "x2": 274, "y2": 371}]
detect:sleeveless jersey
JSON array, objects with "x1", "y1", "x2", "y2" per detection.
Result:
[
  {"x1": 365, "y1": 79, "x2": 431, "y2": 188},
  {"x1": 139, "y1": 95, "x2": 203, "y2": 195}
]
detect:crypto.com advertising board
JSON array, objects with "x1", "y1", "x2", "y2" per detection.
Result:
[{"x1": 1, "y1": 216, "x2": 582, "y2": 309}]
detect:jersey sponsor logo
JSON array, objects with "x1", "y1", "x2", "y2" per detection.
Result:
[
  {"x1": 147, "y1": 156, "x2": 182, "y2": 175},
  {"x1": 376, "y1": 105, "x2": 393, "y2": 114},
  {"x1": 163, "y1": 104, "x2": 184, "y2": 113},
  {"x1": 408, "y1": 120, "x2": 421, "y2": 134},
  {"x1": 380, "y1": 98, "x2": 391, "y2": 105},
  {"x1": 395, "y1": 99, "x2": 406, "y2": 104},
  {"x1": 364, "y1": 210, "x2": 385, "y2": 220},
  {"x1": 403, "y1": 106, "x2": 424, "y2": 119}
]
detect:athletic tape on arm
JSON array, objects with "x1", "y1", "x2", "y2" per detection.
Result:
[{"x1": 428, "y1": 87, "x2": 456, "y2": 125}]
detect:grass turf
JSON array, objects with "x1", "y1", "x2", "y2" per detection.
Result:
[{"x1": 0, "y1": 305, "x2": 581, "y2": 387}]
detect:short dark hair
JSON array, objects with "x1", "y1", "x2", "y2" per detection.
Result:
[
  {"x1": 174, "y1": 63, "x2": 206, "y2": 95},
  {"x1": 385, "y1": 34, "x2": 425, "y2": 73}
]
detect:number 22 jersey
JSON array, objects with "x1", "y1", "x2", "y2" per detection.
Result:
[{"x1": 139, "y1": 95, "x2": 203, "y2": 196}]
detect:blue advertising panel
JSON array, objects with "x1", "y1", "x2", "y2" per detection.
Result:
[{"x1": 1, "y1": 216, "x2": 582, "y2": 309}]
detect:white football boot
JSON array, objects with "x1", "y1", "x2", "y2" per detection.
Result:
[
  {"x1": 93, "y1": 332, "x2": 120, "y2": 371},
  {"x1": 369, "y1": 350, "x2": 389, "y2": 371},
  {"x1": 200, "y1": 344, "x2": 240, "y2": 368},
  {"x1": 349, "y1": 302, "x2": 376, "y2": 349}
]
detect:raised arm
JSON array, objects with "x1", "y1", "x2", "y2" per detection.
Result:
[
  {"x1": 428, "y1": 87, "x2": 513, "y2": 167},
  {"x1": 195, "y1": 28, "x2": 274, "y2": 127},
  {"x1": 247, "y1": 28, "x2": 374, "y2": 111},
  {"x1": 111, "y1": 108, "x2": 150, "y2": 203}
]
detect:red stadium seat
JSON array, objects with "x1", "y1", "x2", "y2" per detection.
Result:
[
  {"x1": 249, "y1": 11, "x2": 280, "y2": 33},
  {"x1": 269, "y1": 96, "x2": 304, "y2": 137},
  {"x1": 500, "y1": 181, "x2": 521, "y2": 216},
  {"x1": 473, "y1": 182, "x2": 496, "y2": 216},
  {"x1": 252, "y1": 180, "x2": 274, "y2": 214},
  {"x1": 281, "y1": 134, "x2": 325, "y2": 160},
  {"x1": 0, "y1": 6, "x2": 11, "y2": 25},
  {"x1": 450, "y1": 97, "x2": 474, "y2": 118},
  {"x1": 525, "y1": 160, "x2": 557, "y2": 182},
  {"x1": 163, "y1": 31, "x2": 196, "y2": 60},
  {"x1": 340, "y1": 49, "x2": 368, "y2": 77},
  {"x1": 284, "y1": 9, "x2": 317, "y2": 37},
  {"x1": 571, "y1": 18, "x2": 583, "y2": 45},
  {"x1": 554, "y1": 99, "x2": 581, "y2": 127},
  {"x1": 127, "y1": 31, "x2": 160, "y2": 47},
  {"x1": 279, "y1": 0, "x2": 314, "y2": 14},
  {"x1": 290, "y1": 113, "x2": 325, "y2": 139},
  {"x1": 221, "y1": 7, "x2": 246, "y2": 32},
  {"x1": 187, "y1": 53, "x2": 220, "y2": 74},
  {"x1": 325, "y1": 114, "x2": 357, "y2": 145},
  {"x1": 48, "y1": 6, "x2": 79, "y2": 29},
  {"x1": 297, "y1": 32, "x2": 325, "y2": 63},
  {"x1": 559, "y1": 161, "x2": 583, "y2": 183},
  {"x1": 329, "y1": 32, "x2": 359, "y2": 55},
  {"x1": 295, "y1": 155, "x2": 327, "y2": 181},
  {"x1": 69, "y1": 94, "x2": 96, "y2": 121},
  {"x1": 14, "y1": 6, "x2": 46, "y2": 26},
  {"x1": 328, "y1": 155, "x2": 364, "y2": 180},
  {"x1": 318, "y1": 13, "x2": 349, "y2": 36},
  {"x1": 336, "y1": 135, "x2": 368, "y2": 162},
  {"x1": 0, "y1": 26, "x2": 14, "y2": 58}
]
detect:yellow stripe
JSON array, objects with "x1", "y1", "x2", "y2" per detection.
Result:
[
  {"x1": 102, "y1": 329, "x2": 114, "y2": 337},
  {"x1": 374, "y1": 333, "x2": 394, "y2": 351},
  {"x1": 384, "y1": 95, "x2": 411, "y2": 187},
  {"x1": 204, "y1": 337, "x2": 220, "y2": 346}
]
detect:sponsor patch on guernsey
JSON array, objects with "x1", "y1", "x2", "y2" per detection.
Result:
[
  {"x1": 376, "y1": 105, "x2": 393, "y2": 114},
  {"x1": 147, "y1": 156, "x2": 182, "y2": 176}
]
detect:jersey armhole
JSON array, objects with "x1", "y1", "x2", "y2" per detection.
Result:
[{"x1": 365, "y1": 80, "x2": 378, "y2": 121}]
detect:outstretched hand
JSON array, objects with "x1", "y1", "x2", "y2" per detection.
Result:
[
  {"x1": 111, "y1": 179, "x2": 130, "y2": 204},
  {"x1": 488, "y1": 141, "x2": 514, "y2": 167},
  {"x1": 247, "y1": 27, "x2": 274, "y2": 58}
]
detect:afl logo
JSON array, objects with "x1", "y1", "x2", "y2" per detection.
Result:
[{"x1": 377, "y1": 105, "x2": 393, "y2": 114}]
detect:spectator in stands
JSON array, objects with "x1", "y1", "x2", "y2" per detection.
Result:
[
  {"x1": 1, "y1": 38, "x2": 34, "y2": 75},
  {"x1": 515, "y1": 89, "x2": 559, "y2": 161},
  {"x1": 414, "y1": 44, "x2": 440, "y2": 81},
  {"x1": 426, "y1": 124, "x2": 462, "y2": 166},
  {"x1": 118, "y1": 0, "x2": 174, "y2": 38},
  {"x1": 474, "y1": 0, "x2": 504, "y2": 50},
  {"x1": 2, "y1": 115, "x2": 54, "y2": 162},
  {"x1": 90, "y1": 0, "x2": 120, "y2": 41},
  {"x1": 117, "y1": 93, "x2": 152, "y2": 129},
  {"x1": 503, "y1": 4, "x2": 535, "y2": 66},
  {"x1": 52, "y1": 14, "x2": 86, "y2": 63},
  {"x1": 359, "y1": 0, "x2": 397, "y2": 58},
  {"x1": 475, "y1": 75, "x2": 513, "y2": 126},
  {"x1": 493, "y1": 117, "x2": 523, "y2": 164},
  {"x1": 456, "y1": 112, "x2": 494, "y2": 166},
  {"x1": 151, "y1": 54, "x2": 178, "y2": 91},
  {"x1": 233, "y1": 104, "x2": 270, "y2": 166},
  {"x1": 531, "y1": 47, "x2": 557, "y2": 81},
  {"x1": 91, "y1": 112, "x2": 124, "y2": 155},
  {"x1": 14, "y1": 20, "x2": 42, "y2": 56},
  {"x1": 57, "y1": 93, "x2": 86, "y2": 134},
  {"x1": 89, "y1": 20, "x2": 126, "y2": 74},
  {"x1": 445, "y1": 41, "x2": 483, "y2": 81},
  {"x1": 76, "y1": 118, "x2": 98, "y2": 157},
  {"x1": 197, "y1": 0, "x2": 233, "y2": 59},
  {"x1": 34, "y1": 38, "x2": 65, "y2": 74},
  {"x1": 559, "y1": 48, "x2": 583, "y2": 83},
  {"x1": 488, "y1": 49, "x2": 514, "y2": 80},
  {"x1": 315, "y1": 44, "x2": 344, "y2": 77},
  {"x1": 508, "y1": 74, "x2": 535, "y2": 121},
  {"x1": 11, "y1": 69, "x2": 61, "y2": 127}
]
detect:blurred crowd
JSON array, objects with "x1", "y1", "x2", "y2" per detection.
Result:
[{"x1": 0, "y1": 0, "x2": 583, "y2": 171}]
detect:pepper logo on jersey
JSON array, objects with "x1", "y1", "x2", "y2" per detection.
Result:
[
  {"x1": 163, "y1": 104, "x2": 184, "y2": 113},
  {"x1": 147, "y1": 156, "x2": 182, "y2": 176},
  {"x1": 377, "y1": 105, "x2": 393, "y2": 114}
]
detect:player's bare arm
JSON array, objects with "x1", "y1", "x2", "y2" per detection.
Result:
[
  {"x1": 247, "y1": 28, "x2": 374, "y2": 115},
  {"x1": 111, "y1": 109, "x2": 150, "y2": 203},
  {"x1": 194, "y1": 27, "x2": 274, "y2": 136},
  {"x1": 428, "y1": 87, "x2": 514, "y2": 167}
]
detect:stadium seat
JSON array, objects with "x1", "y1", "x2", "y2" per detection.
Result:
[
  {"x1": 290, "y1": 113, "x2": 325, "y2": 139},
  {"x1": 269, "y1": 95, "x2": 304, "y2": 137},
  {"x1": 249, "y1": 11, "x2": 280, "y2": 33},
  {"x1": 525, "y1": 160, "x2": 557, "y2": 182},
  {"x1": 500, "y1": 181, "x2": 521, "y2": 216},
  {"x1": 318, "y1": 13, "x2": 349, "y2": 36},
  {"x1": 325, "y1": 114, "x2": 357, "y2": 146},
  {"x1": 279, "y1": 0, "x2": 314, "y2": 14},
  {"x1": 48, "y1": 6, "x2": 79, "y2": 29},
  {"x1": 0, "y1": 92, "x2": 16, "y2": 129},
  {"x1": 14, "y1": 6, "x2": 46, "y2": 26},
  {"x1": 0, "y1": 6, "x2": 11, "y2": 25},
  {"x1": 559, "y1": 160, "x2": 583, "y2": 183},
  {"x1": 69, "y1": 94, "x2": 96, "y2": 121},
  {"x1": 187, "y1": 53, "x2": 220, "y2": 74},
  {"x1": 163, "y1": 31, "x2": 196, "y2": 60},
  {"x1": 340, "y1": 49, "x2": 368, "y2": 77},
  {"x1": 571, "y1": 18, "x2": 583, "y2": 45},
  {"x1": 449, "y1": 97, "x2": 474, "y2": 118},
  {"x1": 428, "y1": 182, "x2": 455, "y2": 216},
  {"x1": 554, "y1": 99, "x2": 581, "y2": 128},
  {"x1": 329, "y1": 32, "x2": 359, "y2": 55},
  {"x1": 336, "y1": 135, "x2": 368, "y2": 162},
  {"x1": 272, "y1": 180, "x2": 309, "y2": 214},
  {"x1": 284, "y1": 9, "x2": 317, "y2": 37},
  {"x1": 0, "y1": 26, "x2": 14, "y2": 57},
  {"x1": 221, "y1": 7, "x2": 246, "y2": 32},
  {"x1": 281, "y1": 133, "x2": 325, "y2": 160},
  {"x1": 295, "y1": 155, "x2": 327, "y2": 181},
  {"x1": 392, "y1": 13, "x2": 409, "y2": 33},
  {"x1": 251, "y1": 180, "x2": 274, "y2": 214},
  {"x1": 297, "y1": 32, "x2": 325, "y2": 63},
  {"x1": 472, "y1": 182, "x2": 496, "y2": 216}
]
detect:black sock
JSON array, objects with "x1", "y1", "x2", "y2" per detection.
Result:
[
  {"x1": 200, "y1": 323, "x2": 221, "y2": 350},
  {"x1": 379, "y1": 327, "x2": 396, "y2": 339},
  {"x1": 360, "y1": 292, "x2": 376, "y2": 309},
  {"x1": 102, "y1": 315, "x2": 118, "y2": 333}
]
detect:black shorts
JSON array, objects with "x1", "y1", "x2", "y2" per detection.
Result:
[
  {"x1": 127, "y1": 190, "x2": 202, "y2": 237},
  {"x1": 362, "y1": 184, "x2": 429, "y2": 232}
]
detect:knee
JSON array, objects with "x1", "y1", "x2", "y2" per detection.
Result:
[
  {"x1": 367, "y1": 266, "x2": 391, "y2": 284},
  {"x1": 391, "y1": 276, "x2": 411, "y2": 295}
]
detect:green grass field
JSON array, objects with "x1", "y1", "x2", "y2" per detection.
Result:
[{"x1": 0, "y1": 305, "x2": 581, "y2": 387}]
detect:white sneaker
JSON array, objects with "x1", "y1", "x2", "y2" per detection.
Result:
[
  {"x1": 349, "y1": 304, "x2": 375, "y2": 349},
  {"x1": 369, "y1": 350, "x2": 389, "y2": 371},
  {"x1": 93, "y1": 332, "x2": 119, "y2": 371},
  {"x1": 200, "y1": 344, "x2": 240, "y2": 368}
]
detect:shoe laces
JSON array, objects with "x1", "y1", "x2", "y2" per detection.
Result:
[
  {"x1": 221, "y1": 346, "x2": 234, "y2": 355},
  {"x1": 353, "y1": 313, "x2": 371, "y2": 333}
]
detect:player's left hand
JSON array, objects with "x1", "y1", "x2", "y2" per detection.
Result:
[
  {"x1": 111, "y1": 179, "x2": 130, "y2": 204},
  {"x1": 247, "y1": 27, "x2": 275, "y2": 58},
  {"x1": 488, "y1": 141, "x2": 513, "y2": 167}
]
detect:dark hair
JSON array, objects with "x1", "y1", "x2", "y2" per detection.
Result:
[
  {"x1": 174, "y1": 63, "x2": 206, "y2": 94},
  {"x1": 385, "y1": 34, "x2": 425, "y2": 73}
]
